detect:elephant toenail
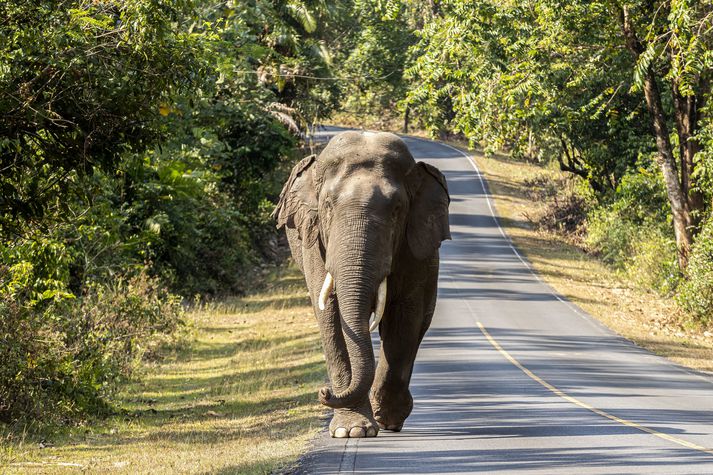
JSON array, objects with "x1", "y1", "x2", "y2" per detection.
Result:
[
  {"x1": 349, "y1": 427, "x2": 366, "y2": 438},
  {"x1": 334, "y1": 428, "x2": 348, "y2": 438},
  {"x1": 366, "y1": 427, "x2": 377, "y2": 437}
]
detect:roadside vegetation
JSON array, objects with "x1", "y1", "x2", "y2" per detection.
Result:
[
  {"x1": 1, "y1": 266, "x2": 323, "y2": 474},
  {"x1": 1, "y1": 0, "x2": 346, "y2": 431}
]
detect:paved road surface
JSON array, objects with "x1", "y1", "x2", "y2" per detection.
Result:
[{"x1": 293, "y1": 127, "x2": 713, "y2": 474}]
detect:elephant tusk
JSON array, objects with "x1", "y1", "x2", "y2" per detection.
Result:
[
  {"x1": 318, "y1": 272, "x2": 334, "y2": 310},
  {"x1": 369, "y1": 278, "x2": 388, "y2": 332}
]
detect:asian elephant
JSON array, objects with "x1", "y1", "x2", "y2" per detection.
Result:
[{"x1": 273, "y1": 131, "x2": 450, "y2": 438}]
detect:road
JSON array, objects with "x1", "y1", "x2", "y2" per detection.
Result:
[{"x1": 293, "y1": 127, "x2": 713, "y2": 474}]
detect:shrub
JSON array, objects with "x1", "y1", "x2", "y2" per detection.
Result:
[
  {"x1": 586, "y1": 216, "x2": 680, "y2": 293},
  {"x1": 584, "y1": 167, "x2": 679, "y2": 293},
  {"x1": 627, "y1": 227, "x2": 680, "y2": 294},
  {"x1": 0, "y1": 261, "x2": 184, "y2": 426},
  {"x1": 537, "y1": 192, "x2": 590, "y2": 238},
  {"x1": 586, "y1": 205, "x2": 638, "y2": 266},
  {"x1": 677, "y1": 219, "x2": 713, "y2": 326},
  {"x1": 523, "y1": 174, "x2": 590, "y2": 241}
]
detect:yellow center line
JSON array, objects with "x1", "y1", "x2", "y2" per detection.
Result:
[{"x1": 476, "y1": 321, "x2": 713, "y2": 456}]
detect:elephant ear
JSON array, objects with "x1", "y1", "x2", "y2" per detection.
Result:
[
  {"x1": 272, "y1": 154, "x2": 320, "y2": 248},
  {"x1": 405, "y1": 162, "x2": 451, "y2": 260}
]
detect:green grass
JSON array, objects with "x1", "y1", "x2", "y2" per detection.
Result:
[{"x1": 0, "y1": 266, "x2": 325, "y2": 474}]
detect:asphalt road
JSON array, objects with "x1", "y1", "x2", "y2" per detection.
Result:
[{"x1": 293, "y1": 127, "x2": 713, "y2": 474}]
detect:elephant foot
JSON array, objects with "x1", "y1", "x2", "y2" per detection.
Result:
[
  {"x1": 371, "y1": 387, "x2": 413, "y2": 432},
  {"x1": 376, "y1": 421, "x2": 403, "y2": 432},
  {"x1": 329, "y1": 401, "x2": 379, "y2": 438}
]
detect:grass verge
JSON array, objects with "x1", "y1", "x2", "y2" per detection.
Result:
[
  {"x1": 464, "y1": 148, "x2": 713, "y2": 373},
  {"x1": 0, "y1": 265, "x2": 324, "y2": 474}
]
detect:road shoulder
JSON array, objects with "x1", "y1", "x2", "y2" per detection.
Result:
[{"x1": 463, "y1": 147, "x2": 713, "y2": 373}]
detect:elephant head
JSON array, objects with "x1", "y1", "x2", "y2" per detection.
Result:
[{"x1": 274, "y1": 131, "x2": 450, "y2": 409}]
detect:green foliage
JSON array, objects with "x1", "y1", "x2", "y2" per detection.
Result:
[
  {"x1": 693, "y1": 112, "x2": 713, "y2": 210},
  {"x1": 677, "y1": 218, "x2": 713, "y2": 325},
  {"x1": 405, "y1": 1, "x2": 654, "y2": 191},
  {"x1": 585, "y1": 165, "x2": 680, "y2": 292},
  {"x1": 0, "y1": 259, "x2": 184, "y2": 425},
  {"x1": 627, "y1": 228, "x2": 680, "y2": 294},
  {"x1": 0, "y1": 0, "x2": 200, "y2": 235},
  {"x1": 0, "y1": 0, "x2": 345, "y2": 427},
  {"x1": 340, "y1": 0, "x2": 418, "y2": 118}
]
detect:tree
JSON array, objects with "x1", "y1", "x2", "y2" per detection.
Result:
[
  {"x1": 406, "y1": 1, "x2": 652, "y2": 187},
  {"x1": 340, "y1": 0, "x2": 416, "y2": 126},
  {"x1": 619, "y1": 1, "x2": 712, "y2": 268},
  {"x1": 405, "y1": 0, "x2": 713, "y2": 271},
  {"x1": 0, "y1": 0, "x2": 200, "y2": 237}
]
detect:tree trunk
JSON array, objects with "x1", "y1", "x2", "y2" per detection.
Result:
[
  {"x1": 642, "y1": 75, "x2": 693, "y2": 268},
  {"x1": 620, "y1": 6, "x2": 693, "y2": 269},
  {"x1": 672, "y1": 78, "x2": 706, "y2": 224}
]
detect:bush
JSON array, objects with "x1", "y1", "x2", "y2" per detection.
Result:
[
  {"x1": 584, "y1": 166, "x2": 679, "y2": 292},
  {"x1": 677, "y1": 219, "x2": 713, "y2": 326},
  {"x1": 120, "y1": 154, "x2": 257, "y2": 297},
  {"x1": 627, "y1": 227, "x2": 679, "y2": 294},
  {"x1": 0, "y1": 262, "x2": 183, "y2": 426},
  {"x1": 537, "y1": 192, "x2": 590, "y2": 238},
  {"x1": 523, "y1": 174, "x2": 590, "y2": 240},
  {"x1": 586, "y1": 205, "x2": 638, "y2": 266}
]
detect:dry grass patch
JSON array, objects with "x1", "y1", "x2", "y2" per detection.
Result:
[
  {"x1": 462, "y1": 148, "x2": 713, "y2": 373},
  {"x1": 1, "y1": 266, "x2": 325, "y2": 474}
]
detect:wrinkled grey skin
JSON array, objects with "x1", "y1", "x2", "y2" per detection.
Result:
[{"x1": 274, "y1": 131, "x2": 450, "y2": 438}]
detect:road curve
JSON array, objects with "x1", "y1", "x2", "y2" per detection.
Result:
[{"x1": 293, "y1": 127, "x2": 713, "y2": 474}]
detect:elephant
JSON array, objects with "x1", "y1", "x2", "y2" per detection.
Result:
[{"x1": 273, "y1": 131, "x2": 450, "y2": 438}]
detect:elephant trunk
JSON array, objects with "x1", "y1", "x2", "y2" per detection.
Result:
[
  {"x1": 319, "y1": 215, "x2": 385, "y2": 409},
  {"x1": 318, "y1": 271, "x2": 375, "y2": 409}
]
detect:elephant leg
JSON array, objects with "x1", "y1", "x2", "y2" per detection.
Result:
[
  {"x1": 303, "y1": 250, "x2": 378, "y2": 438},
  {"x1": 371, "y1": 262, "x2": 438, "y2": 431}
]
